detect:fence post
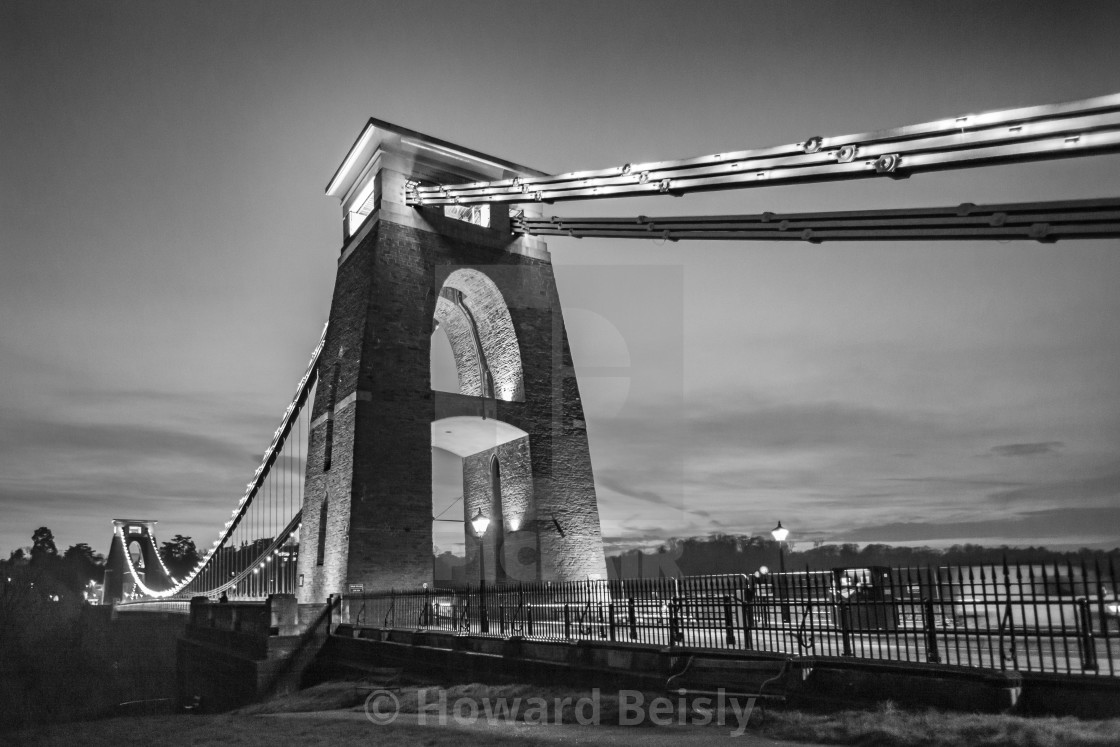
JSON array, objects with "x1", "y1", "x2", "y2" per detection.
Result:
[
  {"x1": 627, "y1": 596, "x2": 638, "y2": 640},
  {"x1": 527, "y1": 602, "x2": 534, "y2": 637},
  {"x1": 499, "y1": 602, "x2": 506, "y2": 635},
  {"x1": 741, "y1": 578, "x2": 754, "y2": 651},
  {"x1": 779, "y1": 572, "x2": 791, "y2": 624},
  {"x1": 1000, "y1": 558, "x2": 1017, "y2": 671},
  {"x1": 515, "y1": 582, "x2": 523, "y2": 636},
  {"x1": 479, "y1": 580, "x2": 489, "y2": 634},
  {"x1": 564, "y1": 603, "x2": 572, "y2": 640},
  {"x1": 723, "y1": 594, "x2": 736, "y2": 646},
  {"x1": 1077, "y1": 597, "x2": 1099, "y2": 672},
  {"x1": 1096, "y1": 558, "x2": 1115, "y2": 677},
  {"x1": 840, "y1": 601, "x2": 854, "y2": 657},
  {"x1": 608, "y1": 602, "x2": 617, "y2": 642},
  {"x1": 923, "y1": 596, "x2": 941, "y2": 663},
  {"x1": 668, "y1": 598, "x2": 682, "y2": 646}
]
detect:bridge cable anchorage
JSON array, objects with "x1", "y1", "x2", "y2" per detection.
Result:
[
  {"x1": 410, "y1": 92, "x2": 1120, "y2": 206},
  {"x1": 119, "y1": 322, "x2": 328, "y2": 602},
  {"x1": 513, "y1": 197, "x2": 1120, "y2": 243}
]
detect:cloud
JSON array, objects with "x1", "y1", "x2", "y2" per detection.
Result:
[
  {"x1": 596, "y1": 473, "x2": 674, "y2": 507},
  {"x1": 592, "y1": 395, "x2": 958, "y2": 502},
  {"x1": 590, "y1": 390, "x2": 1120, "y2": 548},
  {"x1": 684, "y1": 397, "x2": 949, "y2": 455},
  {"x1": 986, "y1": 471, "x2": 1120, "y2": 507},
  {"x1": 989, "y1": 442, "x2": 1064, "y2": 457},
  {"x1": 0, "y1": 387, "x2": 303, "y2": 555},
  {"x1": 588, "y1": 395, "x2": 953, "y2": 502},
  {"x1": 830, "y1": 506, "x2": 1120, "y2": 545},
  {"x1": 888, "y1": 476, "x2": 1026, "y2": 487},
  {"x1": 2, "y1": 418, "x2": 246, "y2": 466}
]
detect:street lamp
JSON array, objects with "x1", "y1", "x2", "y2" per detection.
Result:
[
  {"x1": 771, "y1": 521, "x2": 791, "y2": 623},
  {"x1": 770, "y1": 521, "x2": 789, "y2": 572},
  {"x1": 470, "y1": 509, "x2": 490, "y2": 582},
  {"x1": 470, "y1": 509, "x2": 490, "y2": 633},
  {"x1": 470, "y1": 509, "x2": 491, "y2": 537}
]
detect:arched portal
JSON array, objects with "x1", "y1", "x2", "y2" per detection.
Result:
[
  {"x1": 432, "y1": 268, "x2": 525, "y2": 402},
  {"x1": 430, "y1": 269, "x2": 534, "y2": 583},
  {"x1": 431, "y1": 416, "x2": 532, "y2": 583}
]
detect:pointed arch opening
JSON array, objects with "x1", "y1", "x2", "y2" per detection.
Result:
[
  {"x1": 430, "y1": 269, "x2": 524, "y2": 402},
  {"x1": 316, "y1": 496, "x2": 328, "y2": 566}
]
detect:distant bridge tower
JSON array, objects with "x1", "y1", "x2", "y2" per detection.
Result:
[
  {"x1": 296, "y1": 121, "x2": 607, "y2": 602},
  {"x1": 103, "y1": 519, "x2": 173, "y2": 603}
]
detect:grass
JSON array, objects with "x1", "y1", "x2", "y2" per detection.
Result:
[
  {"x1": 235, "y1": 681, "x2": 371, "y2": 714},
  {"x1": 8, "y1": 681, "x2": 1120, "y2": 745},
  {"x1": 240, "y1": 680, "x2": 689, "y2": 727},
  {"x1": 764, "y1": 701, "x2": 1120, "y2": 746},
  {"x1": 4, "y1": 714, "x2": 535, "y2": 746},
  {"x1": 236, "y1": 680, "x2": 1120, "y2": 745}
]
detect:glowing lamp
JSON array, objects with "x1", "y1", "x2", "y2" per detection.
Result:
[
  {"x1": 470, "y1": 509, "x2": 490, "y2": 538},
  {"x1": 771, "y1": 521, "x2": 789, "y2": 543}
]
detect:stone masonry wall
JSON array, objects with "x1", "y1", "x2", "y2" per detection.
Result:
[
  {"x1": 433, "y1": 295, "x2": 483, "y2": 397},
  {"x1": 461, "y1": 436, "x2": 534, "y2": 583},
  {"x1": 298, "y1": 175, "x2": 607, "y2": 603}
]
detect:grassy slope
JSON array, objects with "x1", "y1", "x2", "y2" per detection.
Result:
[
  {"x1": 5, "y1": 715, "x2": 534, "y2": 747},
  {"x1": 8, "y1": 681, "x2": 1120, "y2": 746},
  {"x1": 239, "y1": 681, "x2": 1120, "y2": 746}
]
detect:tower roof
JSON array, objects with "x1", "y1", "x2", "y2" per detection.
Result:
[{"x1": 325, "y1": 118, "x2": 548, "y2": 200}]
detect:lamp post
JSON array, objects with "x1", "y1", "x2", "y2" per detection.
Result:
[
  {"x1": 470, "y1": 508, "x2": 490, "y2": 633},
  {"x1": 771, "y1": 521, "x2": 791, "y2": 623},
  {"x1": 770, "y1": 521, "x2": 788, "y2": 572},
  {"x1": 471, "y1": 509, "x2": 491, "y2": 581}
]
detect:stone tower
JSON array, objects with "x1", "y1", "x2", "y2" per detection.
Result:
[
  {"x1": 103, "y1": 519, "x2": 173, "y2": 603},
  {"x1": 296, "y1": 120, "x2": 607, "y2": 602}
]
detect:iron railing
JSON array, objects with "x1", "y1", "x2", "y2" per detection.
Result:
[{"x1": 339, "y1": 558, "x2": 1119, "y2": 677}]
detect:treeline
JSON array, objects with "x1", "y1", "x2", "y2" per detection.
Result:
[
  {"x1": 607, "y1": 533, "x2": 1120, "y2": 578},
  {"x1": 0, "y1": 527, "x2": 190, "y2": 729},
  {"x1": 2, "y1": 527, "x2": 105, "y2": 604},
  {"x1": 2, "y1": 527, "x2": 201, "y2": 597},
  {"x1": 1, "y1": 528, "x2": 108, "y2": 729}
]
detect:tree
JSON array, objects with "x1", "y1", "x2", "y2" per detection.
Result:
[
  {"x1": 61, "y1": 543, "x2": 105, "y2": 592},
  {"x1": 30, "y1": 527, "x2": 57, "y2": 564},
  {"x1": 159, "y1": 535, "x2": 199, "y2": 579}
]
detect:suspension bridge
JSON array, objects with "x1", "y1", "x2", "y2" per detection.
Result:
[{"x1": 107, "y1": 91, "x2": 1120, "y2": 611}]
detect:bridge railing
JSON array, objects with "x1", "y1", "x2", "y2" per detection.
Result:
[{"x1": 338, "y1": 558, "x2": 1119, "y2": 677}]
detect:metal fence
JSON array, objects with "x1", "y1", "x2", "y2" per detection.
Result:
[{"x1": 339, "y1": 558, "x2": 1119, "y2": 677}]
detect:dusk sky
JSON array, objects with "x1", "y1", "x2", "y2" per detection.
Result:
[{"x1": 3, "y1": 2, "x2": 1119, "y2": 560}]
